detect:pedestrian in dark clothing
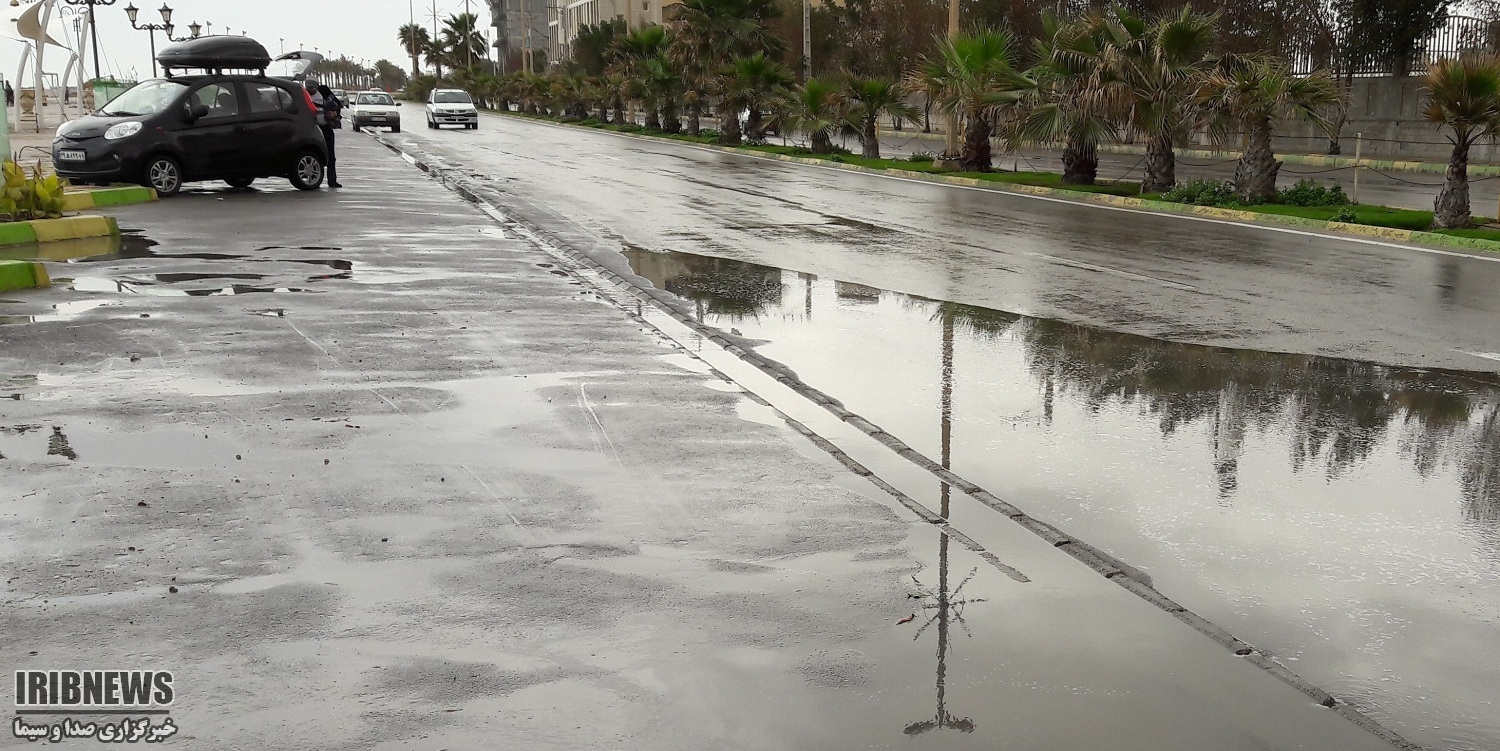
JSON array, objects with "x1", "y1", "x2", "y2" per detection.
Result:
[
  {"x1": 5, "y1": 82, "x2": 13, "y2": 107},
  {"x1": 305, "y1": 80, "x2": 343, "y2": 188}
]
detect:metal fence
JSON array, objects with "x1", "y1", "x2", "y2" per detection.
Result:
[{"x1": 1289, "y1": 14, "x2": 1493, "y2": 77}]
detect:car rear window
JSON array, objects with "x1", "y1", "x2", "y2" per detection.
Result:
[
  {"x1": 434, "y1": 91, "x2": 471, "y2": 103},
  {"x1": 247, "y1": 83, "x2": 293, "y2": 114},
  {"x1": 99, "y1": 79, "x2": 188, "y2": 116}
]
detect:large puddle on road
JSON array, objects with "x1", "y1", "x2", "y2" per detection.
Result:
[{"x1": 626, "y1": 248, "x2": 1500, "y2": 751}]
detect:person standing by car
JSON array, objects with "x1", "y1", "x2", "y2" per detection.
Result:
[{"x1": 306, "y1": 80, "x2": 343, "y2": 188}]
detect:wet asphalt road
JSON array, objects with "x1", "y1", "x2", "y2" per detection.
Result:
[
  {"x1": 395, "y1": 105, "x2": 1500, "y2": 376},
  {"x1": 391, "y1": 109, "x2": 1500, "y2": 751},
  {"x1": 0, "y1": 137, "x2": 1426, "y2": 750}
]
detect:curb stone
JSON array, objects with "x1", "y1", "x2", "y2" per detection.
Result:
[
  {"x1": 61, "y1": 185, "x2": 158, "y2": 212},
  {"x1": 376, "y1": 132, "x2": 1426, "y2": 751},
  {"x1": 0, "y1": 215, "x2": 120, "y2": 247},
  {"x1": 0, "y1": 259, "x2": 50, "y2": 291},
  {"x1": 497, "y1": 111, "x2": 1500, "y2": 257}
]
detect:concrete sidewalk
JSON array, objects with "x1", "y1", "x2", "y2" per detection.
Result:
[{"x1": 0, "y1": 135, "x2": 1411, "y2": 750}]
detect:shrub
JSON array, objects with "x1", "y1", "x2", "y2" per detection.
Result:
[
  {"x1": 1163, "y1": 179, "x2": 1238, "y2": 207},
  {"x1": 0, "y1": 161, "x2": 64, "y2": 221},
  {"x1": 699, "y1": 129, "x2": 721, "y2": 139},
  {"x1": 1277, "y1": 179, "x2": 1351, "y2": 207},
  {"x1": 908, "y1": 150, "x2": 936, "y2": 162},
  {"x1": 579, "y1": 117, "x2": 601, "y2": 126},
  {"x1": 1331, "y1": 207, "x2": 1358, "y2": 223}
]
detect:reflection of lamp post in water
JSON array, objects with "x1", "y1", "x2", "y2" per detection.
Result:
[{"x1": 905, "y1": 307, "x2": 978, "y2": 737}]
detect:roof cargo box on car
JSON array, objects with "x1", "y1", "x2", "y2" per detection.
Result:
[{"x1": 157, "y1": 35, "x2": 272, "y2": 74}]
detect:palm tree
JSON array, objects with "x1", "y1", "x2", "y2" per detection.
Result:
[
  {"x1": 1017, "y1": 11, "x2": 1117, "y2": 184},
  {"x1": 1100, "y1": 5, "x2": 1219, "y2": 193},
  {"x1": 398, "y1": 24, "x2": 430, "y2": 79},
  {"x1": 913, "y1": 29, "x2": 1032, "y2": 172},
  {"x1": 1200, "y1": 57, "x2": 1341, "y2": 203},
  {"x1": 643, "y1": 54, "x2": 686, "y2": 133},
  {"x1": 1424, "y1": 54, "x2": 1500, "y2": 229},
  {"x1": 776, "y1": 78, "x2": 845, "y2": 153},
  {"x1": 601, "y1": 73, "x2": 628, "y2": 124},
  {"x1": 612, "y1": 24, "x2": 670, "y2": 127},
  {"x1": 423, "y1": 37, "x2": 449, "y2": 81},
  {"x1": 672, "y1": 0, "x2": 784, "y2": 143},
  {"x1": 843, "y1": 77, "x2": 920, "y2": 159},
  {"x1": 722, "y1": 53, "x2": 793, "y2": 144},
  {"x1": 442, "y1": 13, "x2": 489, "y2": 72}
]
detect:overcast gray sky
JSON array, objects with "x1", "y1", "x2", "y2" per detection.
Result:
[{"x1": 1, "y1": 0, "x2": 488, "y2": 84}]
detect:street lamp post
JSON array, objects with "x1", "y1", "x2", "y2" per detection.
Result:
[
  {"x1": 164, "y1": 19, "x2": 201, "y2": 42},
  {"x1": 62, "y1": 0, "x2": 118, "y2": 82},
  {"x1": 125, "y1": 3, "x2": 174, "y2": 77}
]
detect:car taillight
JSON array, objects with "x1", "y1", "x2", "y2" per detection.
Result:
[{"x1": 302, "y1": 87, "x2": 317, "y2": 116}]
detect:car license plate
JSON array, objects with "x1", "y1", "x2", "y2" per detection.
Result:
[
  {"x1": 57, "y1": 149, "x2": 86, "y2": 161},
  {"x1": 371, "y1": 116, "x2": 386, "y2": 122}
]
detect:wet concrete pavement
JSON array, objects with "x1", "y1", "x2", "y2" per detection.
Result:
[
  {"x1": 387, "y1": 110, "x2": 1500, "y2": 751},
  {"x1": 0, "y1": 137, "x2": 1430, "y2": 749}
]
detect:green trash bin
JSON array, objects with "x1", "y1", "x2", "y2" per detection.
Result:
[{"x1": 89, "y1": 78, "x2": 130, "y2": 109}]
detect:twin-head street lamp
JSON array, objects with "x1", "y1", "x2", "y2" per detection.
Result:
[{"x1": 124, "y1": 3, "x2": 174, "y2": 76}]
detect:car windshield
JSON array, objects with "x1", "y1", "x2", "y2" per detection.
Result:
[
  {"x1": 434, "y1": 91, "x2": 471, "y2": 104},
  {"x1": 99, "y1": 79, "x2": 188, "y2": 117},
  {"x1": 358, "y1": 93, "x2": 394, "y2": 106}
]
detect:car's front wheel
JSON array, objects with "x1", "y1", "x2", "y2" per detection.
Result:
[
  {"x1": 288, "y1": 152, "x2": 325, "y2": 191},
  {"x1": 226, "y1": 176, "x2": 255, "y2": 189},
  {"x1": 144, "y1": 155, "x2": 183, "y2": 197},
  {"x1": 391, "y1": 124, "x2": 401, "y2": 133}
]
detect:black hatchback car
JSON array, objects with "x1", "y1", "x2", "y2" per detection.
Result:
[{"x1": 52, "y1": 36, "x2": 328, "y2": 196}]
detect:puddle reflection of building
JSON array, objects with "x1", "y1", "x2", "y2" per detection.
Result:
[
  {"x1": 621, "y1": 249, "x2": 784, "y2": 320},
  {"x1": 906, "y1": 306, "x2": 978, "y2": 737}
]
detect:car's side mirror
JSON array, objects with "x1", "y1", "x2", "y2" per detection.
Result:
[{"x1": 185, "y1": 102, "x2": 209, "y2": 122}]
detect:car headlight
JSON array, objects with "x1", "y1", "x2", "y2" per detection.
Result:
[
  {"x1": 55, "y1": 122, "x2": 73, "y2": 139},
  {"x1": 104, "y1": 122, "x2": 143, "y2": 140}
]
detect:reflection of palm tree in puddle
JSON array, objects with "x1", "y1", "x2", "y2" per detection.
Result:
[{"x1": 906, "y1": 307, "x2": 981, "y2": 737}]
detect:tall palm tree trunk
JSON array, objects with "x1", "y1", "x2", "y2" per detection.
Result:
[
  {"x1": 862, "y1": 116, "x2": 880, "y2": 159},
  {"x1": 1062, "y1": 137, "x2": 1097, "y2": 185},
  {"x1": 961, "y1": 114, "x2": 992, "y2": 172},
  {"x1": 646, "y1": 105, "x2": 661, "y2": 130},
  {"x1": 720, "y1": 101, "x2": 742, "y2": 146},
  {"x1": 686, "y1": 102, "x2": 701, "y2": 135},
  {"x1": 597, "y1": 101, "x2": 610, "y2": 122},
  {"x1": 613, "y1": 97, "x2": 625, "y2": 125},
  {"x1": 662, "y1": 100, "x2": 681, "y2": 133},
  {"x1": 1142, "y1": 134, "x2": 1176, "y2": 194},
  {"x1": 1434, "y1": 136, "x2": 1473, "y2": 229},
  {"x1": 1234, "y1": 116, "x2": 1280, "y2": 203},
  {"x1": 747, "y1": 108, "x2": 764, "y2": 141}
]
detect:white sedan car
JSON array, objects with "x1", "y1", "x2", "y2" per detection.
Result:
[
  {"x1": 346, "y1": 91, "x2": 402, "y2": 133},
  {"x1": 426, "y1": 89, "x2": 479, "y2": 129}
]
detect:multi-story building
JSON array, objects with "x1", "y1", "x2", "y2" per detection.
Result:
[
  {"x1": 489, "y1": 0, "x2": 550, "y2": 70},
  {"x1": 545, "y1": 0, "x2": 682, "y2": 69}
]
